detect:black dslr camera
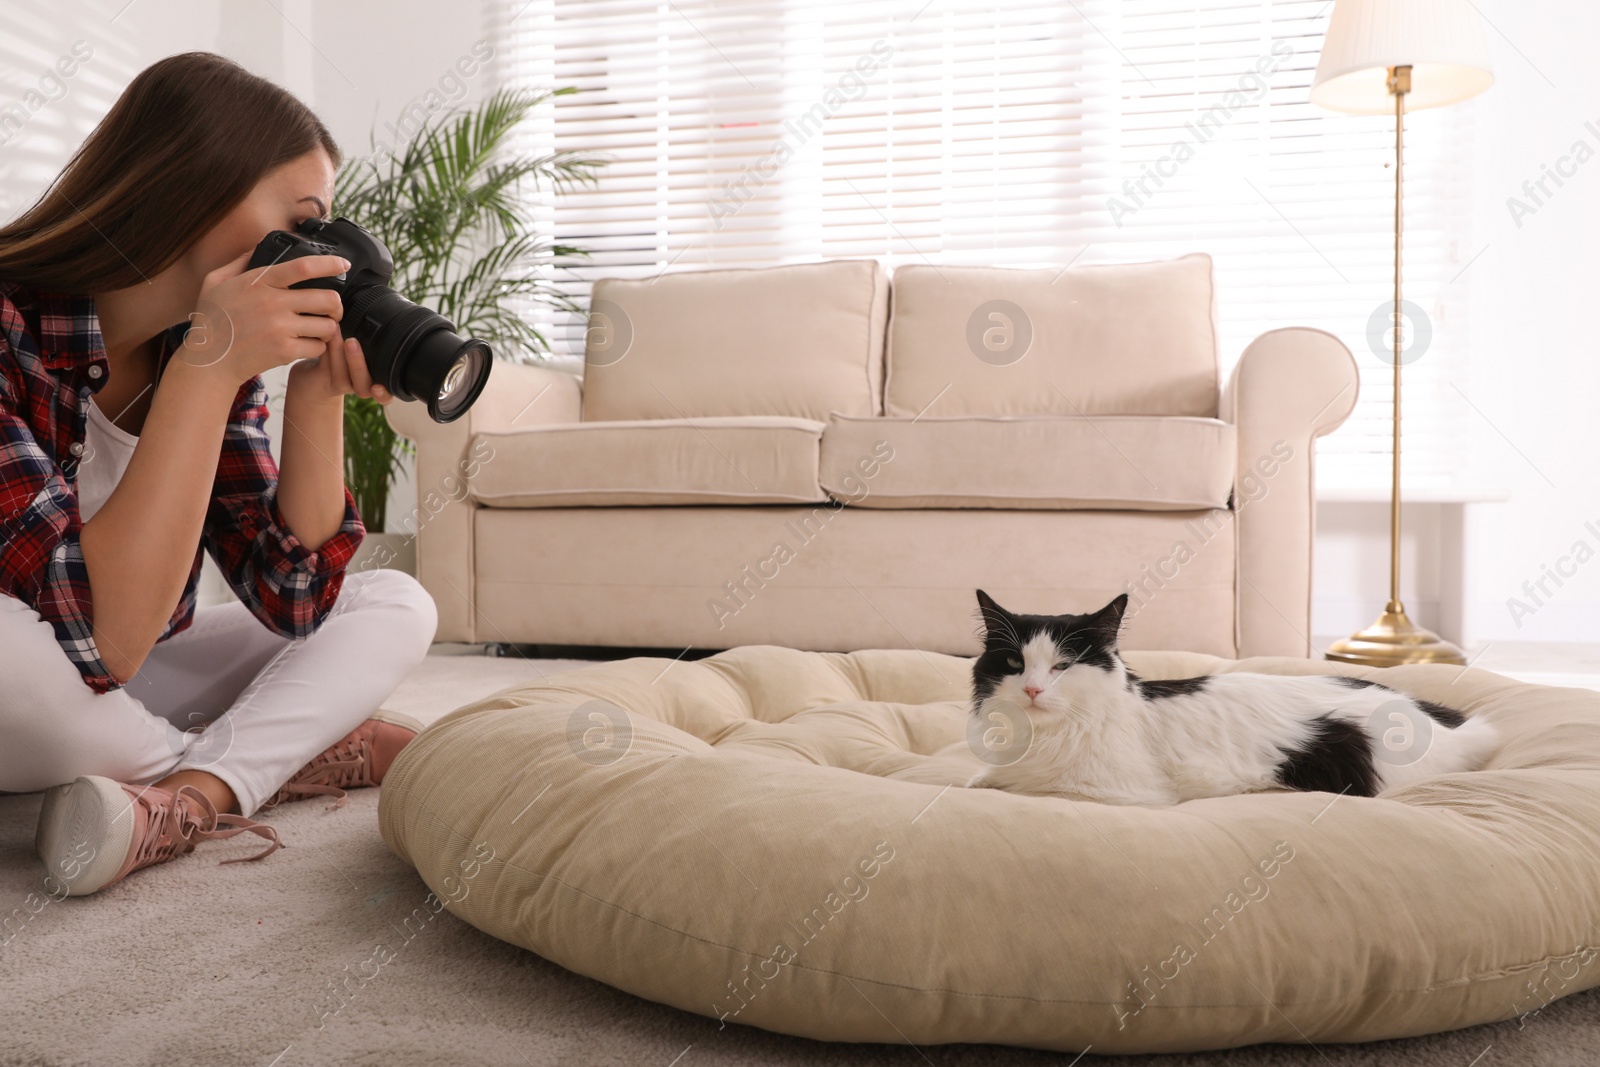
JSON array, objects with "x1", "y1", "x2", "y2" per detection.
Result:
[{"x1": 246, "y1": 217, "x2": 492, "y2": 423}]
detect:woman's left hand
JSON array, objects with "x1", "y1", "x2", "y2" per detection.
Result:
[{"x1": 285, "y1": 333, "x2": 392, "y2": 406}]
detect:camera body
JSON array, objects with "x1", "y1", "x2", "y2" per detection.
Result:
[
  {"x1": 246, "y1": 216, "x2": 491, "y2": 423},
  {"x1": 251, "y1": 216, "x2": 394, "y2": 294}
]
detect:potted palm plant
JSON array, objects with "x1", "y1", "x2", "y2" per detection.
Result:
[{"x1": 333, "y1": 87, "x2": 599, "y2": 571}]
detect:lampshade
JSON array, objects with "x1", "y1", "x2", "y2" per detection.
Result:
[{"x1": 1311, "y1": 0, "x2": 1494, "y2": 113}]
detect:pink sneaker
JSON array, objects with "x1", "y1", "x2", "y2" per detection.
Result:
[
  {"x1": 35, "y1": 777, "x2": 282, "y2": 897},
  {"x1": 259, "y1": 712, "x2": 422, "y2": 812}
]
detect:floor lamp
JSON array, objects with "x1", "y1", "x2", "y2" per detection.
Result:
[{"x1": 1311, "y1": 0, "x2": 1494, "y2": 667}]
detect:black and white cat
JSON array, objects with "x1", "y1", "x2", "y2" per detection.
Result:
[{"x1": 965, "y1": 590, "x2": 1498, "y2": 806}]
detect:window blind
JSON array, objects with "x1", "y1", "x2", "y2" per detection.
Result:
[
  {"x1": 0, "y1": 13, "x2": 118, "y2": 223},
  {"x1": 500, "y1": 0, "x2": 1478, "y2": 491}
]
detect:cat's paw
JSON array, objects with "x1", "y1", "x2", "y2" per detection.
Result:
[{"x1": 965, "y1": 770, "x2": 999, "y2": 789}]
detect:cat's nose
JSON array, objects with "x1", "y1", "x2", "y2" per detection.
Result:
[{"x1": 1023, "y1": 686, "x2": 1044, "y2": 701}]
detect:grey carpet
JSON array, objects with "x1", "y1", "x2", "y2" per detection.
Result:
[{"x1": 1, "y1": 654, "x2": 1593, "y2": 1066}]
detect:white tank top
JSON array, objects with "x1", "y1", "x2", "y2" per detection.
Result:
[{"x1": 76, "y1": 394, "x2": 139, "y2": 522}]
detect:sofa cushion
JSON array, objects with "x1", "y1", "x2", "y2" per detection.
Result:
[
  {"x1": 820, "y1": 413, "x2": 1235, "y2": 510},
  {"x1": 884, "y1": 253, "x2": 1219, "y2": 419},
  {"x1": 581, "y1": 261, "x2": 890, "y2": 422},
  {"x1": 467, "y1": 417, "x2": 827, "y2": 507}
]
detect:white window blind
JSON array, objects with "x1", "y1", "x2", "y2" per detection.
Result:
[
  {"x1": 500, "y1": 0, "x2": 1478, "y2": 492},
  {"x1": 0, "y1": 14, "x2": 120, "y2": 223}
]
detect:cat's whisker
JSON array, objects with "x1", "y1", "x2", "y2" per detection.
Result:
[
  {"x1": 994, "y1": 615, "x2": 1025, "y2": 652},
  {"x1": 972, "y1": 608, "x2": 1025, "y2": 655}
]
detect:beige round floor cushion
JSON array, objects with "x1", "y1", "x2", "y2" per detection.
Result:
[{"x1": 378, "y1": 646, "x2": 1600, "y2": 1054}]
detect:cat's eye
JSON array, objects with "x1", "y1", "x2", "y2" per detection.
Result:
[
  {"x1": 1005, "y1": 656, "x2": 1022, "y2": 670},
  {"x1": 1053, "y1": 662, "x2": 1072, "y2": 671}
]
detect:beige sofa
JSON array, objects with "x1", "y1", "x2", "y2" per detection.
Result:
[{"x1": 386, "y1": 253, "x2": 1357, "y2": 659}]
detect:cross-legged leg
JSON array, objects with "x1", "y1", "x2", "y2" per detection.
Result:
[
  {"x1": 127, "y1": 567, "x2": 437, "y2": 816},
  {"x1": 3, "y1": 567, "x2": 437, "y2": 895}
]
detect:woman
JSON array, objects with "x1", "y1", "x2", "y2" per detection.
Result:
[{"x1": 0, "y1": 52, "x2": 438, "y2": 896}]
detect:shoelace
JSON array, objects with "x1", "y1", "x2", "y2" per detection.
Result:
[
  {"x1": 262, "y1": 736, "x2": 376, "y2": 812},
  {"x1": 129, "y1": 784, "x2": 283, "y2": 870}
]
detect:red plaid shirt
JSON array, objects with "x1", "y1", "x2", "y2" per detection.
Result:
[{"x1": 0, "y1": 281, "x2": 365, "y2": 695}]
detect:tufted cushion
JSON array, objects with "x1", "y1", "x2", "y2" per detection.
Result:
[{"x1": 379, "y1": 646, "x2": 1600, "y2": 1054}]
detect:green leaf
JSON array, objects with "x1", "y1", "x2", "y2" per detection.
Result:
[{"x1": 335, "y1": 88, "x2": 603, "y2": 523}]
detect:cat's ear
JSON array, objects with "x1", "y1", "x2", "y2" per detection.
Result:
[
  {"x1": 974, "y1": 589, "x2": 1013, "y2": 642},
  {"x1": 1099, "y1": 593, "x2": 1129, "y2": 624},
  {"x1": 1088, "y1": 594, "x2": 1129, "y2": 644}
]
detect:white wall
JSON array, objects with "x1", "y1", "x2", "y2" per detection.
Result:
[
  {"x1": 1308, "y1": 0, "x2": 1600, "y2": 650},
  {"x1": 1315, "y1": 1, "x2": 1600, "y2": 648},
  {"x1": 1314, "y1": 501, "x2": 1446, "y2": 643},
  {"x1": 208, "y1": 0, "x2": 498, "y2": 541},
  {"x1": 304, "y1": 0, "x2": 501, "y2": 540},
  {"x1": 1456, "y1": 0, "x2": 1600, "y2": 645}
]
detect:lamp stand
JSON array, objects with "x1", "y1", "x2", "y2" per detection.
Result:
[{"x1": 1325, "y1": 65, "x2": 1466, "y2": 668}]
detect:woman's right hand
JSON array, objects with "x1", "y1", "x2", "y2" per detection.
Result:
[{"x1": 174, "y1": 249, "x2": 352, "y2": 388}]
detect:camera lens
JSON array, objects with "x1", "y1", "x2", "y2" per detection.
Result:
[
  {"x1": 342, "y1": 287, "x2": 493, "y2": 423},
  {"x1": 437, "y1": 346, "x2": 489, "y2": 417},
  {"x1": 403, "y1": 327, "x2": 492, "y2": 423},
  {"x1": 441, "y1": 354, "x2": 471, "y2": 402}
]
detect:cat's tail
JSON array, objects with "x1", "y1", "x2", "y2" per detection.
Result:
[{"x1": 1377, "y1": 711, "x2": 1499, "y2": 793}]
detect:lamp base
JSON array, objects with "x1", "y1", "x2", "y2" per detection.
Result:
[{"x1": 1324, "y1": 605, "x2": 1466, "y2": 667}]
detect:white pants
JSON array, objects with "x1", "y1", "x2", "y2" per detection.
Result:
[{"x1": 0, "y1": 568, "x2": 437, "y2": 816}]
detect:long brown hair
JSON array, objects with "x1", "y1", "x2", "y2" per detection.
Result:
[{"x1": 0, "y1": 52, "x2": 339, "y2": 293}]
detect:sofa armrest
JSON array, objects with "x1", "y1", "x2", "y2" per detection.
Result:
[
  {"x1": 1223, "y1": 328, "x2": 1359, "y2": 658},
  {"x1": 470, "y1": 360, "x2": 583, "y2": 432},
  {"x1": 386, "y1": 360, "x2": 582, "y2": 442},
  {"x1": 384, "y1": 360, "x2": 583, "y2": 642}
]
